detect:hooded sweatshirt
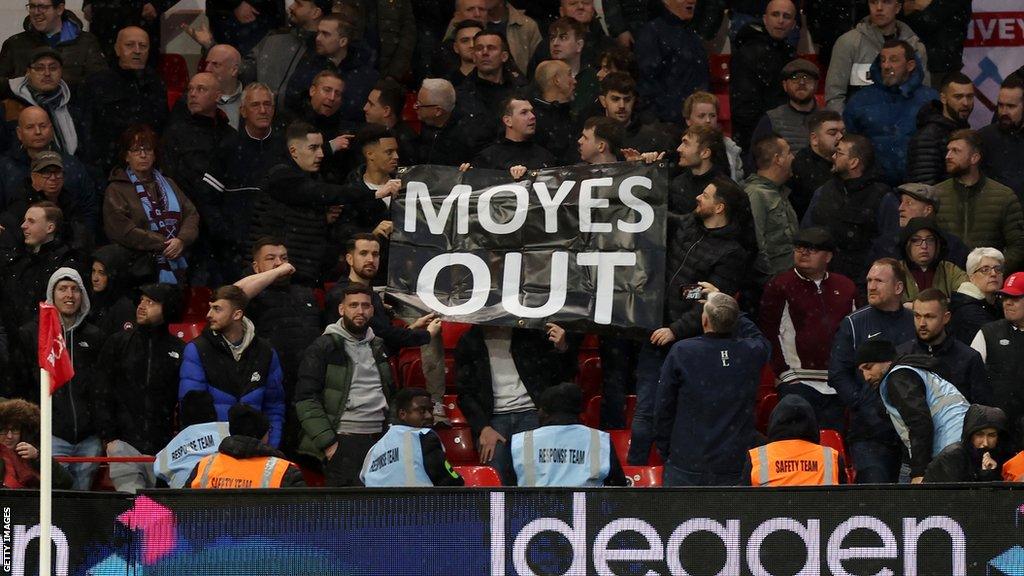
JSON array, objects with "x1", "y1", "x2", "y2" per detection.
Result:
[
  {"x1": 323, "y1": 322, "x2": 388, "y2": 434},
  {"x1": 88, "y1": 245, "x2": 138, "y2": 336},
  {"x1": 924, "y1": 404, "x2": 1010, "y2": 483},
  {"x1": 898, "y1": 217, "x2": 968, "y2": 301},
  {"x1": 741, "y1": 394, "x2": 848, "y2": 484}
]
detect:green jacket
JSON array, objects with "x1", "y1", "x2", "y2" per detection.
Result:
[
  {"x1": 900, "y1": 260, "x2": 969, "y2": 302},
  {"x1": 293, "y1": 332, "x2": 394, "y2": 460},
  {"x1": 744, "y1": 173, "x2": 798, "y2": 276},
  {"x1": 934, "y1": 175, "x2": 1024, "y2": 272}
]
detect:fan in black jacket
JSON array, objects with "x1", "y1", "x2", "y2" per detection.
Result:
[
  {"x1": 925, "y1": 404, "x2": 1011, "y2": 483},
  {"x1": 906, "y1": 75, "x2": 974, "y2": 185}
]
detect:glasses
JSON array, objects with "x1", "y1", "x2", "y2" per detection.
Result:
[
  {"x1": 794, "y1": 246, "x2": 822, "y2": 254},
  {"x1": 36, "y1": 171, "x2": 63, "y2": 180},
  {"x1": 29, "y1": 64, "x2": 60, "y2": 73},
  {"x1": 975, "y1": 265, "x2": 1005, "y2": 275},
  {"x1": 128, "y1": 146, "x2": 154, "y2": 155},
  {"x1": 907, "y1": 237, "x2": 937, "y2": 247},
  {"x1": 413, "y1": 102, "x2": 440, "y2": 110},
  {"x1": 1, "y1": 427, "x2": 18, "y2": 436},
  {"x1": 786, "y1": 73, "x2": 816, "y2": 83},
  {"x1": 26, "y1": 2, "x2": 54, "y2": 11}
]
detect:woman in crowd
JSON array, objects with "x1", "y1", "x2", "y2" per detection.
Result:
[
  {"x1": 0, "y1": 398, "x2": 72, "y2": 489},
  {"x1": 950, "y1": 247, "x2": 1006, "y2": 345}
]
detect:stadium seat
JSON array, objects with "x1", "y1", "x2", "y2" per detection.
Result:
[
  {"x1": 580, "y1": 395, "x2": 602, "y2": 428},
  {"x1": 300, "y1": 465, "x2": 325, "y2": 487},
  {"x1": 454, "y1": 465, "x2": 502, "y2": 487},
  {"x1": 312, "y1": 288, "x2": 325, "y2": 310},
  {"x1": 755, "y1": 392, "x2": 779, "y2": 435},
  {"x1": 624, "y1": 395, "x2": 637, "y2": 429},
  {"x1": 623, "y1": 465, "x2": 663, "y2": 487},
  {"x1": 580, "y1": 333, "x2": 599, "y2": 351},
  {"x1": 710, "y1": 53, "x2": 731, "y2": 92},
  {"x1": 443, "y1": 394, "x2": 467, "y2": 427},
  {"x1": 168, "y1": 321, "x2": 205, "y2": 343},
  {"x1": 183, "y1": 286, "x2": 212, "y2": 320},
  {"x1": 820, "y1": 429, "x2": 853, "y2": 483},
  {"x1": 436, "y1": 427, "x2": 478, "y2": 465},
  {"x1": 608, "y1": 429, "x2": 662, "y2": 466},
  {"x1": 157, "y1": 53, "x2": 189, "y2": 111},
  {"x1": 402, "y1": 91, "x2": 421, "y2": 133},
  {"x1": 577, "y1": 355, "x2": 602, "y2": 400},
  {"x1": 442, "y1": 321, "x2": 473, "y2": 351}
]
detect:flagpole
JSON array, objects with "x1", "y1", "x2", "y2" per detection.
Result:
[{"x1": 39, "y1": 368, "x2": 52, "y2": 576}]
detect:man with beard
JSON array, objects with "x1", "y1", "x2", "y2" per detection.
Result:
[
  {"x1": 843, "y1": 40, "x2": 938, "y2": 185},
  {"x1": 670, "y1": 124, "x2": 725, "y2": 216},
  {"x1": 926, "y1": 405, "x2": 1011, "y2": 483},
  {"x1": 94, "y1": 283, "x2": 184, "y2": 492},
  {"x1": 906, "y1": 73, "x2": 974, "y2": 185},
  {"x1": 235, "y1": 238, "x2": 323, "y2": 455},
  {"x1": 897, "y1": 288, "x2": 988, "y2": 404},
  {"x1": 295, "y1": 285, "x2": 398, "y2": 486},
  {"x1": 802, "y1": 134, "x2": 898, "y2": 292},
  {"x1": 934, "y1": 129, "x2": 1024, "y2": 272},
  {"x1": 979, "y1": 74, "x2": 1024, "y2": 198},
  {"x1": 828, "y1": 258, "x2": 915, "y2": 482},
  {"x1": 748, "y1": 59, "x2": 820, "y2": 159},
  {"x1": 856, "y1": 338, "x2": 969, "y2": 483},
  {"x1": 788, "y1": 110, "x2": 844, "y2": 220}
]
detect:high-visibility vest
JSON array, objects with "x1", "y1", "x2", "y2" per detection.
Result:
[
  {"x1": 880, "y1": 365, "x2": 969, "y2": 459},
  {"x1": 511, "y1": 424, "x2": 611, "y2": 487},
  {"x1": 749, "y1": 439, "x2": 840, "y2": 487},
  {"x1": 190, "y1": 452, "x2": 291, "y2": 489},
  {"x1": 1003, "y1": 452, "x2": 1024, "y2": 482},
  {"x1": 360, "y1": 425, "x2": 435, "y2": 487}
]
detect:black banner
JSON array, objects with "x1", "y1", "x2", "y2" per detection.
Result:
[{"x1": 387, "y1": 163, "x2": 667, "y2": 331}]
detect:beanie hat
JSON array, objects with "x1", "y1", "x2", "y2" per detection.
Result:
[
  {"x1": 855, "y1": 339, "x2": 897, "y2": 364},
  {"x1": 139, "y1": 283, "x2": 184, "y2": 323},
  {"x1": 228, "y1": 403, "x2": 270, "y2": 440}
]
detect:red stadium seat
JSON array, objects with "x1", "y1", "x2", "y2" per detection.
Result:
[
  {"x1": 442, "y1": 321, "x2": 473, "y2": 351},
  {"x1": 622, "y1": 465, "x2": 663, "y2": 487},
  {"x1": 436, "y1": 427, "x2": 479, "y2": 465},
  {"x1": 312, "y1": 288, "x2": 326, "y2": 310},
  {"x1": 300, "y1": 465, "x2": 325, "y2": 487},
  {"x1": 820, "y1": 429, "x2": 853, "y2": 483},
  {"x1": 624, "y1": 395, "x2": 637, "y2": 429},
  {"x1": 157, "y1": 53, "x2": 189, "y2": 109},
  {"x1": 608, "y1": 429, "x2": 662, "y2": 466},
  {"x1": 580, "y1": 333, "x2": 599, "y2": 351},
  {"x1": 454, "y1": 465, "x2": 502, "y2": 487},
  {"x1": 168, "y1": 321, "x2": 205, "y2": 343},
  {"x1": 759, "y1": 365, "x2": 776, "y2": 399},
  {"x1": 755, "y1": 392, "x2": 780, "y2": 435},
  {"x1": 402, "y1": 91, "x2": 421, "y2": 133},
  {"x1": 183, "y1": 286, "x2": 212, "y2": 320},
  {"x1": 580, "y1": 395, "x2": 601, "y2": 428},
  {"x1": 443, "y1": 394, "x2": 467, "y2": 427},
  {"x1": 577, "y1": 355, "x2": 602, "y2": 400},
  {"x1": 710, "y1": 53, "x2": 731, "y2": 92}
]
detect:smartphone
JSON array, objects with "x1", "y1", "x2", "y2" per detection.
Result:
[{"x1": 680, "y1": 284, "x2": 703, "y2": 300}]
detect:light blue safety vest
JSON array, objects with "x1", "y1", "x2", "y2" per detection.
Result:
[
  {"x1": 880, "y1": 365, "x2": 969, "y2": 458},
  {"x1": 360, "y1": 424, "x2": 435, "y2": 487},
  {"x1": 511, "y1": 424, "x2": 611, "y2": 487},
  {"x1": 154, "y1": 422, "x2": 231, "y2": 488}
]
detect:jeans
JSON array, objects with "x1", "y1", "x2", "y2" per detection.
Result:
[
  {"x1": 628, "y1": 343, "x2": 668, "y2": 465},
  {"x1": 598, "y1": 336, "x2": 640, "y2": 429},
  {"x1": 488, "y1": 410, "x2": 539, "y2": 486},
  {"x1": 664, "y1": 464, "x2": 743, "y2": 487},
  {"x1": 777, "y1": 383, "x2": 847, "y2": 433},
  {"x1": 51, "y1": 435, "x2": 101, "y2": 491},
  {"x1": 848, "y1": 440, "x2": 901, "y2": 484}
]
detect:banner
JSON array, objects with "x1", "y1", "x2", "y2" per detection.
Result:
[
  {"x1": 963, "y1": 0, "x2": 1024, "y2": 128},
  {"x1": 387, "y1": 163, "x2": 667, "y2": 332}
]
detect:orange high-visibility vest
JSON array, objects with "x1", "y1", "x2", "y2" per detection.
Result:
[
  {"x1": 190, "y1": 453, "x2": 290, "y2": 489},
  {"x1": 1003, "y1": 452, "x2": 1024, "y2": 482},
  {"x1": 749, "y1": 439, "x2": 840, "y2": 487}
]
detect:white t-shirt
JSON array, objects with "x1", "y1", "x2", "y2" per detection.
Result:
[{"x1": 484, "y1": 328, "x2": 536, "y2": 414}]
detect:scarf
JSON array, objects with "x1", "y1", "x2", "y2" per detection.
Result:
[
  {"x1": 10, "y1": 77, "x2": 78, "y2": 155},
  {"x1": 126, "y1": 168, "x2": 187, "y2": 283}
]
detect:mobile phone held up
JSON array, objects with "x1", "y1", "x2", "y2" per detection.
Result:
[{"x1": 680, "y1": 284, "x2": 703, "y2": 300}]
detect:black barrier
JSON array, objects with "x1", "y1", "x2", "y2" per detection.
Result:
[
  {"x1": 389, "y1": 163, "x2": 667, "y2": 333},
  {"x1": 7, "y1": 486, "x2": 1024, "y2": 575}
]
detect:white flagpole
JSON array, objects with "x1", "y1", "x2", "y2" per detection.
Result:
[{"x1": 39, "y1": 368, "x2": 52, "y2": 576}]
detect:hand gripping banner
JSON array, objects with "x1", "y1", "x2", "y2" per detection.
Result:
[{"x1": 388, "y1": 162, "x2": 667, "y2": 332}]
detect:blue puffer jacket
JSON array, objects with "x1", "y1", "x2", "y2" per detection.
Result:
[{"x1": 843, "y1": 56, "x2": 938, "y2": 185}]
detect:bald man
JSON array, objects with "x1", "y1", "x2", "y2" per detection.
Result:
[
  {"x1": 205, "y1": 44, "x2": 244, "y2": 128},
  {"x1": 80, "y1": 26, "x2": 168, "y2": 172},
  {"x1": 728, "y1": 0, "x2": 798, "y2": 150},
  {"x1": 532, "y1": 60, "x2": 577, "y2": 163}
]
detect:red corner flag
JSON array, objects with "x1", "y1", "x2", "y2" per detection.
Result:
[{"x1": 38, "y1": 302, "x2": 74, "y2": 393}]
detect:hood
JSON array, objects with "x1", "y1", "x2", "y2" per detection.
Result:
[
  {"x1": 961, "y1": 404, "x2": 1008, "y2": 444},
  {"x1": 868, "y1": 52, "x2": 927, "y2": 98},
  {"x1": 914, "y1": 99, "x2": 967, "y2": 131},
  {"x1": 8, "y1": 76, "x2": 71, "y2": 107},
  {"x1": 324, "y1": 320, "x2": 376, "y2": 343},
  {"x1": 215, "y1": 317, "x2": 256, "y2": 361},
  {"x1": 90, "y1": 244, "x2": 133, "y2": 298},
  {"x1": 892, "y1": 352, "x2": 946, "y2": 375},
  {"x1": 217, "y1": 435, "x2": 285, "y2": 459},
  {"x1": 46, "y1": 266, "x2": 90, "y2": 331},
  {"x1": 766, "y1": 395, "x2": 820, "y2": 443},
  {"x1": 899, "y1": 217, "x2": 948, "y2": 265},
  {"x1": 21, "y1": 11, "x2": 83, "y2": 42}
]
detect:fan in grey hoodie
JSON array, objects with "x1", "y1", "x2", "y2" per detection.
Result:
[
  {"x1": 825, "y1": 16, "x2": 929, "y2": 112},
  {"x1": 322, "y1": 322, "x2": 389, "y2": 435}
]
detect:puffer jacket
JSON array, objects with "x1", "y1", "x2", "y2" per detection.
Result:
[
  {"x1": 843, "y1": 56, "x2": 939, "y2": 185},
  {"x1": 744, "y1": 174, "x2": 798, "y2": 276},
  {"x1": 825, "y1": 18, "x2": 928, "y2": 112},
  {"x1": 906, "y1": 100, "x2": 969, "y2": 185},
  {"x1": 246, "y1": 281, "x2": 324, "y2": 393},
  {"x1": 933, "y1": 175, "x2": 1024, "y2": 272},
  {"x1": 728, "y1": 22, "x2": 795, "y2": 150},
  {"x1": 924, "y1": 404, "x2": 1010, "y2": 482},
  {"x1": 0, "y1": 12, "x2": 107, "y2": 85},
  {"x1": 978, "y1": 120, "x2": 1024, "y2": 199},
  {"x1": 897, "y1": 217, "x2": 968, "y2": 301}
]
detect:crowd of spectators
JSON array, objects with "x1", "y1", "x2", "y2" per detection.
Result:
[{"x1": 1, "y1": 0, "x2": 1023, "y2": 489}]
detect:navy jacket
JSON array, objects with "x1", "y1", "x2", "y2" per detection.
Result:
[
  {"x1": 654, "y1": 315, "x2": 770, "y2": 475},
  {"x1": 635, "y1": 11, "x2": 709, "y2": 125},
  {"x1": 828, "y1": 305, "x2": 916, "y2": 443}
]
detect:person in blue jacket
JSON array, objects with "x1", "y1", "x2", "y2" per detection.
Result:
[
  {"x1": 654, "y1": 290, "x2": 770, "y2": 486},
  {"x1": 843, "y1": 39, "x2": 939, "y2": 185},
  {"x1": 178, "y1": 284, "x2": 285, "y2": 447}
]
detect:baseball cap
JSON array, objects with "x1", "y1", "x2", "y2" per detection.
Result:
[
  {"x1": 793, "y1": 227, "x2": 835, "y2": 252},
  {"x1": 897, "y1": 183, "x2": 940, "y2": 210},
  {"x1": 781, "y1": 58, "x2": 819, "y2": 79},
  {"x1": 31, "y1": 150, "x2": 63, "y2": 173},
  {"x1": 29, "y1": 46, "x2": 62, "y2": 66},
  {"x1": 998, "y1": 272, "x2": 1024, "y2": 297}
]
